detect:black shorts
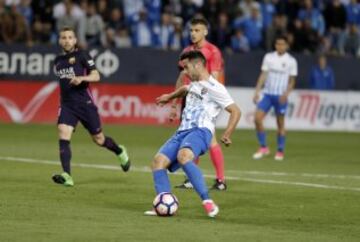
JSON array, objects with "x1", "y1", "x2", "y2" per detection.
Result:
[{"x1": 58, "y1": 103, "x2": 102, "y2": 135}]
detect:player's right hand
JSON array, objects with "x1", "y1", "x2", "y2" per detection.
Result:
[{"x1": 156, "y1": 94, "x2": 171, "y2": 106}]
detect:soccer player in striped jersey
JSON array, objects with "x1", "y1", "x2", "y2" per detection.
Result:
[
  {"x1": 145, "y1": 51, "x2": 241, "y2": 217},
  {"x1": 253, "y1": 36, "x2": 297, "y2": 161},
  {"x1": 52, "y1": 27, "x2": 131, "y2": 186},
  {"x1": 171, "y1": 17, "x2": 227, "y2": 190}
]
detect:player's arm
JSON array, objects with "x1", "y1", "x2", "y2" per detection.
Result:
[
  {"x1": 280, "y1": 76, "x2": 296, "y2": 104},
  {"x1": 70, "y1": 70, "x2": 100, "y2": 85},
  {"x1": 253, "y1": 71, "x2": 267, "y2": 104},
  {"x1": 209, "y1": 48, "x2": 223, "y2": 81},
  {"x1": 70, "y1": 51, "x2": 100, "y2": 85},
  {"x1": 156, "y1": 85, "x2": 189, "y2": 106},
  {"x1": 280, "y1": 58, "x2": 297, "y2": 103},
  {"x1": 221, "y1": 103, "x2": 241, "y2": 146}
]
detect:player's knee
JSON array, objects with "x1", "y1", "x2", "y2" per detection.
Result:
[
  {"x1": 58, "y1": 125, "x2": 71, "y2": 139},
  {"x1": 92, "y1": 134, "x2": 105, "y2": 146},
  {"x1": 254, "y1": 114, "x2": 262, "y2": 125},
  {"x1": 177, "y1": 148, "x2": 194, "y2": 165},
  {"x1": 152, "y1": 154, "x2": 168, "y2": 170}
]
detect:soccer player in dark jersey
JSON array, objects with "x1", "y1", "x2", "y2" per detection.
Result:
[
  {"x1": 170, "y1": 17, "x2": 227, "y2": 191},
  {"x1": 52, "y1": 27, "x2": 131, "y2": 186}
]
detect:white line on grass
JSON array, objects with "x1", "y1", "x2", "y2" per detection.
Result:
[
  {"x1": 1, "y1": 156, "x2": 360, "y2": 192},
  {"x1": 227, "y1": 170, "x2": 360, "y2": 180}
]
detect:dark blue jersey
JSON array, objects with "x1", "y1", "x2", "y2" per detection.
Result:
[{"x1": 54, "y1": 50, "x2": 97, "y2": 104}]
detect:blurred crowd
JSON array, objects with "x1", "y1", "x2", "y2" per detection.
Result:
[{"x1": 1, "y1": 0, "x2": 360, "y2": 57}]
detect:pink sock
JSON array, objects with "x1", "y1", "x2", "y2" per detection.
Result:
[{"x1": 209, "y1": 144, "x2": 225, "y2": 182}]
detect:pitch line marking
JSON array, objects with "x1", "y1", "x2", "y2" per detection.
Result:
[{"x1": 1, "y1": 156, "x2": 360, "y2": 193}]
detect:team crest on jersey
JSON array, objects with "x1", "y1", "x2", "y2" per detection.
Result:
[
  {"x1": 68, "y1": 57, "x2": 76, "y2": 64},
  {"x1": 201, "y1": 88, "x2": 208, "y2": 95}
]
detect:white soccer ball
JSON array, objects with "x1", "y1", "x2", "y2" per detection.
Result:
[{"x1": 153, "y1": 192, "x2": 179, "y2": 216}]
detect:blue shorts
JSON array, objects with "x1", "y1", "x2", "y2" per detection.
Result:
[
  {"x1": 58, "y1": 102, "x2": 102, "y2": 135},
  {"x1": 257, "y1": 94, "x2": 288, "y2": 116},
  {"x1": 158, "y1": 127, "x2": 212, "y2": 172}
]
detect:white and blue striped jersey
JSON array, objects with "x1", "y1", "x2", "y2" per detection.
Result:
[
  {"x1": 178, "y1": 76, "x2": 234, "y2": 134},
  {"x1": 261, "y1": 51, "x2": 297, "y2": 95}
]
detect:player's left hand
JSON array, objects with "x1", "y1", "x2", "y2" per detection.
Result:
[
  {"x1": 220, "y1": 134, "x2": 232, "y2": 147},
  {"x1": 279, "y1": 94, "x2": 288, "y2": 104},
  {"x1": 156, "y1": 94, "x2": 171, "y2": 106},
  {"x1": 70, "y1": 77, "x2": 83, "y2": 86}
]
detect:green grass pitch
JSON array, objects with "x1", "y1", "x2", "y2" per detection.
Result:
[{"x1": 0, "y1": 123, "x2": 359, "y2": 242}]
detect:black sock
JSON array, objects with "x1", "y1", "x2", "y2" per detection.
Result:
[
  {"x1": 102, "y1": 136, "x2": 122, "y2": 155},
  {"x1": 59, "y1": 139, "x2": 71, "y2": 174}
]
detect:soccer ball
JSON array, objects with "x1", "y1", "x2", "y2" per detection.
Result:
[{"x1": 153, "y1": 192, "x2": 179, "y2": 216}]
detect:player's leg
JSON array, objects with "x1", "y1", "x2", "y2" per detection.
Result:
[
  {"x1": 275, "y1": 115, "x2": 286, "y2": 161},
  {"x1": 144, "y1": 133, "x2": 180, "y2": 216},
  {"x1": 91, "y1": 131, "x2": 130, "y2": 172},
  {"x1": 253, "y1": 95, "x2": 271, "y2": 159},
  {"x1": 52, "y1": 105, "x2": 78, "y2": 186},
  {"x1": 80, "y1": 104, "x2": 131, "y2": 171},
  {"x1": 208, "y1": 134, "x2": 226, "y2": 190},
  {"x1": 177, "y1": 128, "x2": 219, "y2": 217},
  {"x1": 274, "y1": 97, "x2": 288, "y2": 161}
]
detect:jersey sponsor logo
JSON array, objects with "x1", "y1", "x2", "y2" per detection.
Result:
[
  {"x1": 188, "y1": 91, "x2": 203, "y2": 100},
  {"x1": 56, "y1": 67, "x2": 76, "y2": 79}
]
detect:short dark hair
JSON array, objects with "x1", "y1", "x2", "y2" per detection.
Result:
[
  {"x1": 59, "y1": 26, "x2": 76, "y2": 35},
  {"x1": 180, "y1": 50, "x2": 206, "y2": 66},
  {"x1": 190, "y1": 17, "x2": 209, "y2": 28},
  {"x1": 275, "y1": 35, "x2": 288, "y2": 43}
]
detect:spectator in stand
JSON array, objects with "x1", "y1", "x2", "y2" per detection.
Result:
[
  {"x1": 144, "y1": 0, "x2": 162, "y2": 25},
  {"x1": 344, "y1": 23, "x2": 360, "y2": 56},
  {"x1": 265, "y1": 14, "x2": 288, "y2": 51},
  {"x1": 346, "y1": 0, "x2": 360, "y2": 25},
  {"x1": 220, "y1": 0, "x2": 241, "y2": 21},
  {"x1": 130, "y1": 9, "x2": 158, "y2": 47},
  {"x1": 105, "y1": 7, "x2": 126, "y2": 47},
  {"x1": 157, "y1": 12, "x2": 176, "y2": 49},
  {"x1": 162, "y1": 0, "x2": 182, "y2": 16},
  {"x1": 231, "y1": 28, "x2": 250, "y2": 53},
  {"x1": 114, "y1": 27, "x2": 132, "y2": 48},
  {"x1": 53, "y1": 0, "x2": 84, "y2": 21},
  {"x1": 181, "y1": 0, "x2": 199, "y2": 23},
  {"x1": 97, "y1": 0, "x2": 110, "y2": 23},
  {"x1": 56, "y1": 0, "x2": 80, "y2": 35},
  {"x1": 78, "y1": 2, "x2": 105, "y2": 48},
  {"x1": 261, "y1": 0, "x2": 276, "y2": 29},
  {"x1": 0, "y1": 4, "x2": 31, "y2": 45},
  {"x1": 31, "y1": 0, "x2": 54, "y2": 44},
  {"x1": 239, "y1": 0, "x2": 261, "y2": 19},
  {"x1": 323, "y1": 0, "x2": 347, "y2": 55},
  {"x1": 122, "y1": 0, "x2": 143, "y2": 24},
  {"x1": 310, "y1": 55, "x2": 335, "y2": 90},
  {"x1": 211, "y1": 12, "x2": 232, "y2": 50},
  {"x1": 16, "y1": 0, "x2": 32, "y2": 27},
  {"x1": 236, "y1": 6, "x2": 263, "y2": 49},
  {"x1": 290, "y1": 18, "x2": 320, "y2": 54},
  {"x1": 297, "y1": 0, "x2": 325, "y2": 36},
  {"x1": 275, "y1": 0, "x2": 300, "y2": 31},
  {"x1": 171, "y1": 16, "x2": 185, "y2": 50},
  {"x1": 202, "y1": 0, "x2": 221, "y2": 28}
]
